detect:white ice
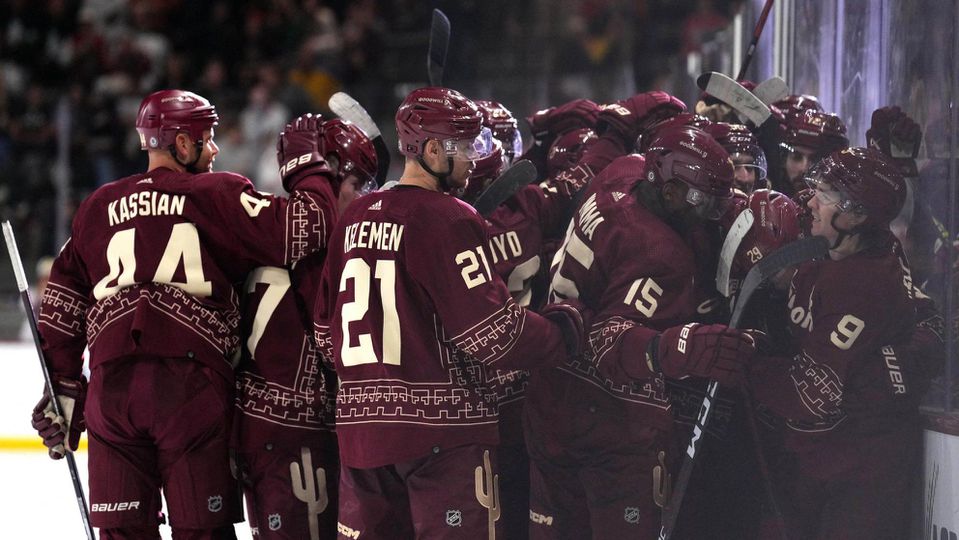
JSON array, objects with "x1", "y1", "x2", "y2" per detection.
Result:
[{"x1": 0, "y1": 342, "x2": 252, "y2": 539}]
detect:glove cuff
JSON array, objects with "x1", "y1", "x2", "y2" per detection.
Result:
[
  {"x1": 283, "y1": 162, "x2": 333, "y2": 192},
  {"x1": 646, "y1": 333, "x2": 662, "y2": 375}
]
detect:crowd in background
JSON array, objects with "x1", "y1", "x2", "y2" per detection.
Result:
[{"x1": 0, "y1": 0, "x2": 742, "y2": 276}]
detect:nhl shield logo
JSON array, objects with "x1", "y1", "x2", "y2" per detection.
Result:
[
  {"x1": 207, "y1": 495, "x2": 223, "y2": 513},
  {"x1": 624, "y1": 506, "x2": 640, "y2": 524},
  {"x1": 445, "y1": 509, "x2": 462, "y2": 527},
  {"x1": 268, "y1": 513, "x2": 282, "y2": 531}
]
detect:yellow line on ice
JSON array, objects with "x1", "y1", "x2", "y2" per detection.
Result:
[{"x1": 0, "y1": 436, "x2": 87, "y2": 452}]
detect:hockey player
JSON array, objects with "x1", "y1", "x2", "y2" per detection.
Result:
[
  {"x1": 29, "y1": 90, "x2": 339, "y2": 539},
  {"x1": 525, "y1": 123, "x2": 758, "y2": 539},
  {"x1": 476, "y1": 99, "x2": 524, "y2": 165},
  {"x1": 233, "y1": 118, "x2": 378, "y2": 540},
  {"x1": 775, "y1": 109, "x2": 849, "y2": 196},
  {"x1": 705, "y1": 122, "x2": 769, "y2": 193},
  {"x1": 312, "y1": 86, "x2": 586, "y2": 540},
  {"x1": 747, "y1": 147, "x2": 924, "y2": 540},
  {"x1": 474, "y1": 96, "x2": 635, "y2": 540}
]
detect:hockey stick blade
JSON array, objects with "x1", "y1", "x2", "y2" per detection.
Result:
[
  {"x1": 329, "y1": 92, "x2": 380, "y2": 138},
  {"x1": 716, "y1": 208, "x2": 755, "y2": 297},
  {"x1": 2, "y1": 221, "x2": 96, "y2": 540},
  {"x1": 697, "y1": 71, "x2": 771, "y2": 127},
  {"x1": 659, "y1": 235, "x2": 828, "y2": 540},
  {"x1": 729, "y1": 235, "x2": 829, "y2": 327},
  {"x1": 328, "y1": 92, "x2": 391, "y2": 186},
  {"x1": 753, "y1": 76, "x2": 789, "y2": 106},
  {"x1": 472, "y1": 160, "x2": 537, "y2": 216},
  {"x1": 428, "y1": 9, "x2": 451, "y2": 86}
]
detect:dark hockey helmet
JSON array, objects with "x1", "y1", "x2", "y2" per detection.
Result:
[
  {"x1": 773, "y1": 94, "x2": 824, "y2": 121},
  {"x1": 731, "y1": 189, "x2": 801, "y2": 279},
  {"x1": 462, "y1": 138, "x2": 508, "y2": 202},
  {"x1": 396, "y1": 87, "x2": 485, "y2": 159},
  {"x1": 136, "y1": 89, "x2": 219, "y2": 150},
  {"x1": 781, "y1": 109, "x2": 849, "y2": 157},
  {"x1": 704, "y1": 122, "x2": 768, "y2": 180},
  {"x1": 476, "y1": 100, "x2": 523, "y2": 162},
  {"x1": 636, "y1": 113, "x2": 711, "y2": 153},
  {"x1": 546, "y1": 127, "x2": 597, "y2": 177},
  {"x1": 804, "y1": 147, "x2": 906, "y2": 230},
  {"x1": 322, "y1": 118, "x2": 378, "y2": 192},
  {"x1": 643, "y1": 127, "x2": 735, "y2": 220}
]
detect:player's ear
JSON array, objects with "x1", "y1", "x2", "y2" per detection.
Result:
[{"x1": 174, "y1": 132, "x2": 192, "y2": 159}]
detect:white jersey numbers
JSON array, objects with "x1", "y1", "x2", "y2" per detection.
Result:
[
  {"x1": 339, "y1": 258, "x2": 402, "y2": 367},
  {"x1": 830, "y1": 314, "x2": 865, "y2": 350},
  {"x1": 240, "y1": 192, "x2": 272, "y2": 218},
  {"x1": 244, "y1": 267, "x2": 291, "y2": 359},
  {"x1": 456, "y1": 246, "x2": 494, "y2": 290},
  {"x1": 624, "y1": 277, "x2": 663, "y2": 318},
  {"x1": 93, "y1": 223, "x2": 212, "y2": 300}
]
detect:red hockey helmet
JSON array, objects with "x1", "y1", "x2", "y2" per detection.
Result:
[
  {"x1": 705, "y1": 122, "x2": 768, "y2": 179},
  {"x1": 804, "y1": 147, "x2": 906, "y2": 231},
  {"x1": 462, "y1": 139, "x2": 508, "y2": 202},
  {"x1": 636, "y1": 113, "x2": 711, "y2": 153},
  {"x1": 476, "y1": 100, "x2": 523, "y2": 162},
  {"x1": 396, "y1": 87, "x2": 486, "y2": 159},
  {"x1": 321, "y1": 118, "x2": 378, "y2": 191},
  {"x1": 773, "y1": 94, "x2": 823, "y2": 121},
  {"x1": 546, "y1": 127, "x2": 597, "y2": 177},
  {"x1": 136, "y1": 89, "x2": 218, "y2": 150},
  {"x1": 781, "y1": 109, "x2": 849, "y2": 157},
  {"x1": 731, "y1": 189, "x2": 801, "y2": 279},
  {"x1": 643, "y1": 127, "x2": 735, "y2": 219}
]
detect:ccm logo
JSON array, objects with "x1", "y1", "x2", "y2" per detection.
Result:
[
  {"x1": 278, "y1": 153, "x2": 313, "y2": 177},
  {"x1": 530, "y1": 510, "x2": 554, "y2": 526},
  {"x1": 337, "y1": 522, "x2": 361, "y2": 539},
  {"x1": 91, "y1": 501, "x2": 140, "y2": 512}
]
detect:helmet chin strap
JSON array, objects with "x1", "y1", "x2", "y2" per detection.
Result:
[
  {"x1": 171, "y1": 140, "x2": 205, "y2": 173},
  {"x1": 417, "y1": 155, "x2": 456, "y2": 192},
  {"x1": 828, "y1": 211, "x2": 861, "y2": 250}
]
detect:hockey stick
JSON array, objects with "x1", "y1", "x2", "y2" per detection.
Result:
[
  {"x1": 658, "y1": 235, "x2": 828, "y2": 540},
  {"x1": 328, "y1": 92, "x2": 391, "y2": 186},
  {"x1": 697, "y1": 71, "x2": 772, "y2": 127},
  {"x1": 427, "y1": 8, "x2": 451, "y2": 86},
  {"x1": 2, "y1": 221, "x2": 96, "y2": 540},
  {"x1": 736, "y1": 0, "x2": 775, "y2": 81},
  {"x1": 752, "y1": 76, "x2": 789, "y2": 106},
  {"x1": 716, "y1": 208, "x2": 755, "y2": 297},
  {"x1": 471, "y1": 160, "x2": 537, "y2": 216}
]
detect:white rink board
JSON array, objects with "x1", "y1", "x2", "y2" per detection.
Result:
[
  {"x1": 924, "y1": 428, "x2": 959, "y2": 539},
  {"x1": 0, "y1": 342, "x2": 252, "y2": 539}
]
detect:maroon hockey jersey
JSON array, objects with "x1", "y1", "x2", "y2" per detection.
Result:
[
  {"x1": 234, "y1": 253, "x2": 337, "y2": 450},
  {"x1": 39, "y1": 167, "x2": 336, "y2": 381},
  {"x1": 314, "y1": 185, "x2": 567, "y2": 468},
  {"x1": 527, "y1": 154, "x2": 702, "y2": 434},
  {"x1": 751, "y1": 240, "x2": 916, "y2": 447}
]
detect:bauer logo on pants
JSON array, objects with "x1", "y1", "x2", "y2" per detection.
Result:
[
  {"x1": 207, "y1": 495, "x2": 222, "y2": 513},
  {"x1": 446, "y1": 509, "x2": 462, "y2": 527}
]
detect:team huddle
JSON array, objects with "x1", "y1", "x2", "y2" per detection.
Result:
[{"x1": 28, "y1": 82, "x2": 945, "y2": 540}]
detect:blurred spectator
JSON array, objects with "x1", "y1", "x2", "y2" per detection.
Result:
[{"x1": 241, "y1": 82, "x2": 289, "y2": 193}]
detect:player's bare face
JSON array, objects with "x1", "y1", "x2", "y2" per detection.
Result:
[
  {"x1": 446, "y1": 156, "x2": 475, "y2": 190},
  {"x1": 785, "y1": 146, "x2": 817, "y2": 183},
  {"x1": 196, "y1": 129, "x2": 218, "y2": 172},
  {"x1": 807, "y1": 183, "x2": 850, "y2": 242},
  {"x1": 337, "y1": 174, "x2": 375, "y2": 214}
]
